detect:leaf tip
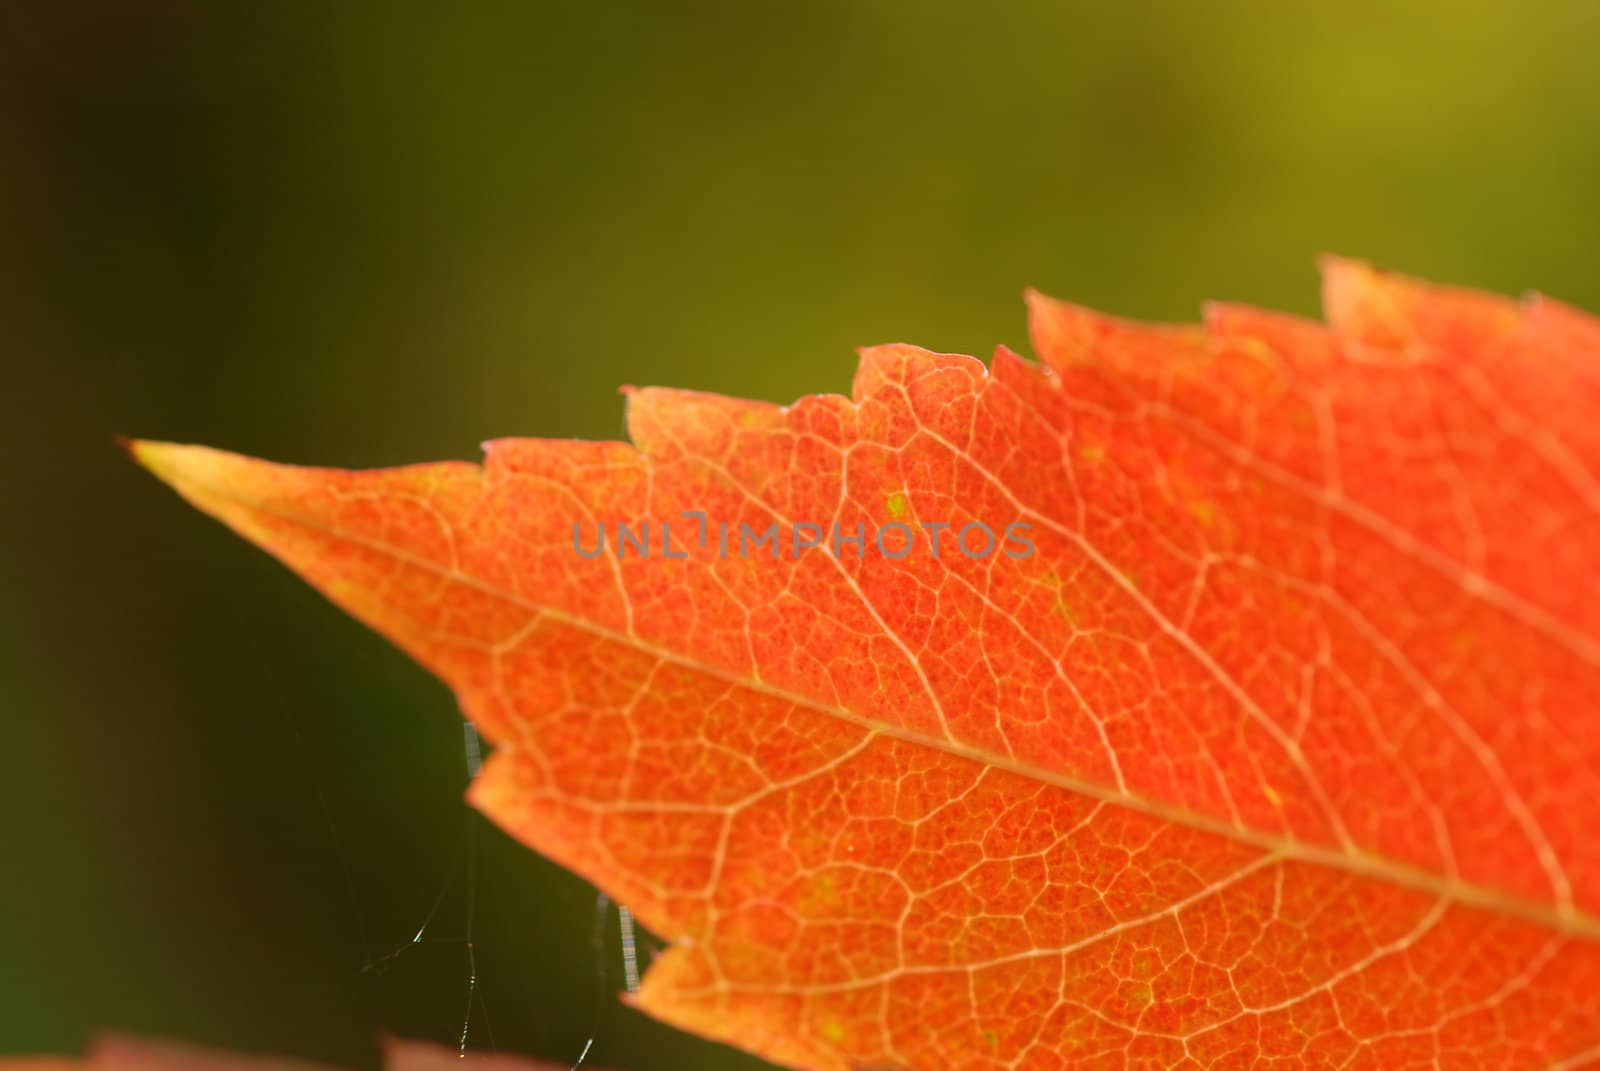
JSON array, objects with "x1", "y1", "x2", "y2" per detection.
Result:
[
  {"x1": 120, "y1": 440, "x2": 254, "y2": 509},
  {"x1": 1314, "y1": 251, "x2": 1373, "y2": 277},
  {"x1": 119, "y1": 438, "x2": 187, "y2": 487}
]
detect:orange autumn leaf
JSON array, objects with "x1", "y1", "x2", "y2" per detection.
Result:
[
  {"x1": 130, "y1": 261, "x2": 1600, "y2": 1071},
  {"x1": 0, "y1": 1036, "x2": 575, "y2": 1070},
  {"x1": 376, "y1": 1036, "x2": 577, "y2": 1071}
]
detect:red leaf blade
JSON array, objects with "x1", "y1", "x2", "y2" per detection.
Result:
[{"x1": 130, "y1": 262, "x2": 1600, "y2": 1070}]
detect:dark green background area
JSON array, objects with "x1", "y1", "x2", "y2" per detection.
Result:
[{"x1": 4, "y1": 4, "x2": 1598, "y2": 1068}]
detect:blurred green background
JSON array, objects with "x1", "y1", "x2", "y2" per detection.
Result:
[{"x1": 5, "y1": 3, "x2": 1599, "y2": 1068}]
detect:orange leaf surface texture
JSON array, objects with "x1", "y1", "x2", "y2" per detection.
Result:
[{"x1": 131, "y1": 261, "x2": 1600, "y2": 1071}]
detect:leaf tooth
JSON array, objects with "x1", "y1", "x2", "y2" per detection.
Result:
[
  {"x1": 1023, "y1": 288, "x2": 1203, "y2": 375},
  {"x1": 1319, "y1": 254, "x2": 1522, "y2": 360}
]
